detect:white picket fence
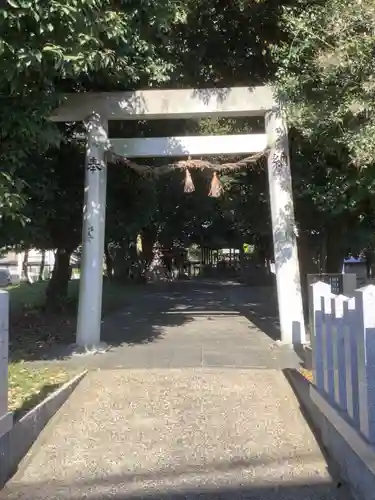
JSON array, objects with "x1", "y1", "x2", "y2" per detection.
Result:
[{"x1": 312, "y1": 281, "x2": 375, "y2": 443}]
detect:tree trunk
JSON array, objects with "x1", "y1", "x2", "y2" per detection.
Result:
[
  {"x1": 140, "y1": 227, "x2": 157, "y2": 267},
  {"x1": 38, "y1": 250, "x2": 46, "y2": 281},
  {"x1": 45, "y1": 248, "x2": 72, "y2": 310},
  {"x1": 112, "y1": 243, "x2": 134, "y2": 283},
  {"x1": 297, "y1": 231, "x2": 318, "y2": 316},
  {"x1": 325, "y1": 228, "x2": 345, "y2": 273},
  {"x1": 22, "y1": 248, "x2": 32, "y2": 284},
  {"x1": 319, "y1": 234, "x2": 327, "y2": 273},
  {"x1": 239, "y1": 245, "x2": 245, "y2": 269},
  {"x1": 104, "y1": 243, "x2": 113, "y2": 280},
  {"x1": 364, "y1": 249, "x2": 373, "y2": 278}
]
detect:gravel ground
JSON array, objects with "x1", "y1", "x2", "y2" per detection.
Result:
[{"x1": 1, "y1": 369, "x2": 352, "y2": 500}]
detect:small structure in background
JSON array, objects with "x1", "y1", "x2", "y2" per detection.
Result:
[
  {"x1": 0, "y1": 270, "x2": 11, "y2": 288},
  {"x1": 0, "y1": 249, "x2": 81, "y2": 287},
  {"x1": 343, "y1": 255, "x2": 368, "y2": 287},
  {"x1": 0, "y1": 249, "x2": 55, "y2": 285}
]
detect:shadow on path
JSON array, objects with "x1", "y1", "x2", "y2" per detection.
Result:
[
  {"x1": 23, "y1": 280, "x2": 305, "y2": 370},
  {"x1": 101, "y1": 280, "x2": 233, "y2": 346},
  {"x1": 29, "y1": 280, "x2": 236, "y2": 362},
  {"x1": 228, "y1": 284, "x2": 310, "y2": 369},
  {"x1": 227, "y1": 284, "x2": 281, "y2": 342}
]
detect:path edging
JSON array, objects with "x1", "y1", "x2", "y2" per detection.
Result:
[
  {"x1": 0, "y1": 370, "x2": 87, "y2": 489},
  {"x1": 287, "y1": 369, "x2": 375, "y2": 500}
]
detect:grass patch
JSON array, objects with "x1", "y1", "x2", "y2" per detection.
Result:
[
  {"x1": 6, "y1": 279, "x2": 129, "y2": 315},
  {"x1": 6, "y1": 278, "x2": 132, "y2": 362},
  {"x1": 8, "y1": 363, "x2": 74, "y2": 420},
  {"x1": 299, "y1": 367, "x2": 313, "y2": 382},
  {"x1": 6, "y1": 282, "x2": 47, "y2": 313},
  {"x1": 6, "y1": 280, "x2": 79, "y2": 314},
  {"x1": 5, "y1": 279, "x2": 131, "y2": 418}
]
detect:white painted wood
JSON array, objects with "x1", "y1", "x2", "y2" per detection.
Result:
[
  {"x1": 50, "y1": 86, "x2": 275, "y2": 122},
  {"x1": 310, "y1": 384, "x2": 375, "y2": 481},
  {"x1": 355, "y1": 285, "x2": 375, "y2": 444},
  {"x1": 76, "y1": 113, "x2": 108, "y2": 348},
  {"x1": 321, "y1": 293, "x2": 335, "y2": 399},
  {"x1": 111, "y1": 134, "x2": 267, "y2": 158},
  {"x1": 331, "y1": 294, "x2": 349, "y2": 410},
  {"x1": 343, "y1": 297, "x2": 359, "y2": 427},
  {"x1": 311, "y1": 281, "x2": 332, "y2": 388},
  {"x1": 266, "y1": 109, "x2": 305, "y2": 345},
  {"x1": 311, "y1": 283, "x2": 375, "y2": 445},
  {"x1": 0, "y1": 290, "x2": 12, "y2": 437},
  {"x1": 0, "y1": 290, "x2": 8, "y2": 416}
]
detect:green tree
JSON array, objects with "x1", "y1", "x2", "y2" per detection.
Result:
[
  {"x1": 274, "y1": 0, "x2": 375, "y2": 167},
  {"x1": 0, "y1": 0, "x2": 194, "y2": 304},
  {"x1": 0, "y1": 125, "x2": 85, "y2": 308},
  {"x1": 0, "y1": 0, "x2": 190, "y2": 219}
]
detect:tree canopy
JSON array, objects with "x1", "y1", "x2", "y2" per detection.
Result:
[
  {"x1": 0, "y1": 0, "x2": 190, "y2": 219},
  {"x1": 274, "y1": 0, "x2": 375, "y2": 167},
  {"x1": 2, "y1": 0, "x2": 375, "y2": 308},
  {"x1": 271, "y1": 0, "x2": 375, "y2": 272}
]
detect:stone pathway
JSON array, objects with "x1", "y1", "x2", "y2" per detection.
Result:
[
  {"x1": 2, "y1": 281, "x2": 353, "y2": 499},
  {"x1": 28, "y1": 281, "x2": 300, "y2": 370}
]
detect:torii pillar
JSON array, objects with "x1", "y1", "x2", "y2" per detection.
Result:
[
  {"x1": 266, "y1": 108, "x2": 306, "y2": 345},
  {"x1": 76, "y1": 113, "x2": 108, "y2": 348}
]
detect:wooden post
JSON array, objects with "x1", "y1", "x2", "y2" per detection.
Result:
[
  {"x1": 355, "y1": 285, "x2": 375, "y2": 443},
  {"x1": 311, "y1": 281, "x2": 331, "y2": 390},
  {"x1": 321, "y1": 293, "x2": 335, "y2": 400},
  {"x1": 332, "y1": 294, "x2": 349, "y2": 412},
  {"x1": 76, "y1": 113, "x2": 108, "y2": 348},
  {"x1": 0, "y1": 290, "x2": 12, "y2": 437},
  {"x1": 343, "y1": 297, "x2": 360, "y2": 428},
  {"x1": 266, "y1": 108, "x2": 306, "y2": 345}
]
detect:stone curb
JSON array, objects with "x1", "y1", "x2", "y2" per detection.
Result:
[
  {"x1": 0, "y1": 370, "x2": 87, "y2": 489},
  {"x1": 286, "y1": 369, "x2": 375, "y2": 500}
]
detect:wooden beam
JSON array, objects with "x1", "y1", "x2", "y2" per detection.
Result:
[
  {"x1": 110, "y1": 134, "x2": 267, "y2": 158},
  {"x1": 50, "y1": 86, "x2": 275, "y2": 122}
]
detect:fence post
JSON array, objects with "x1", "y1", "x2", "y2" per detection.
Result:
[
  {"x1": 355, "y1": 285, "x2": 375, "y2": 443},
  {"x1": 0, "y1": 290, "x2": 12, "y2": 437},
  {"x1": 311, "y1": 281, "x2": 332, "y2": 392},
  {"x1": 331, "y1": 295, "x2": 348, "y2": 411},
  {"x1": 321, "y1": 291, "x2": 335, "y2": 402},
  {"x1": 343, "y1": 296, "x2": 359, "y2": 428}
]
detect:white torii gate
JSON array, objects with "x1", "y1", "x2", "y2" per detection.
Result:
[{"x1": 51, "y1": 86, "x2": 306, "y2": 347}]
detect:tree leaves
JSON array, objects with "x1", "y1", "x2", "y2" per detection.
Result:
[
  {"x1": 0, "y1": 0, "x2": 193, "y2": 220},
  {"x1": 274, "y1": 0, "x2": 375, "y2": 168}
]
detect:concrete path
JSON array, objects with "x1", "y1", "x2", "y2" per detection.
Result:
[
  {"x1": 2, "y1": 281, "x2": 352, "y2": 499},
  {"x1": 30, "y1": 281, "x2": 300, "y2": 370},
  {"x1": 2, "y1": 369, "x2": 351, "y2": 499}
]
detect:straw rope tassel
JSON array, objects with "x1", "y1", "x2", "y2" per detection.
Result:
[
  {"x1": 208, "y1": 171, "x2": 223, "y2": 197},
  {"x1": 183, "y1": 168, "x2": 195, "y2": 193}
]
